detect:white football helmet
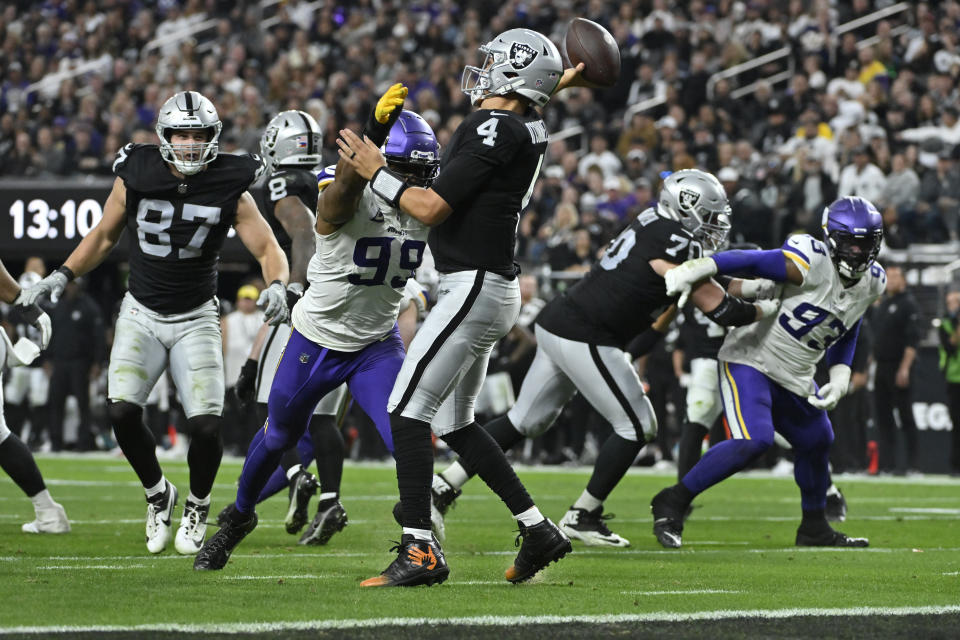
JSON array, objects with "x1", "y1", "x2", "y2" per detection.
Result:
[
  {"x1": 156, "y1": 91, "x2": 222, "y2": 175},
  {"x1": 461, "y1": 28, "x2": 563, "y2": 108},
  {"x1": 658, "y1": 169, "x2": 732, "y2": 252},
  {"x1": 260, "y1": 110, "x2": 323, "y2": 174}
]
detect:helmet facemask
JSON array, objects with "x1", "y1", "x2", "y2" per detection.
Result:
[
  {"x1": 825, "y1": 229, "x2": 882, "y2": 280},
  {"x1": 158, "y1": 125, "x2": 221, "y2": 175},
  {"x1": 382, "y1": 110, "x2": 441, "y2": 189}
]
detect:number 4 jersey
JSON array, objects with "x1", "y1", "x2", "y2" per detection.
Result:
[
  {"x1": 291, "y1": 166, "x2": 429, "y2": 351},
  {"x1": 113, "y1": 143, "x2": 263, "y2": 313},
  {"x1": 718, "y1": 233, "x2": 886, "y2": 396}
]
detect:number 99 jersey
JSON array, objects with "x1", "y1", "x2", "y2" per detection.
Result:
[
  {"x1": 113, "y1": 143, "x2": 262, "y2": 314},
  {"x1": 290, "y1": 166, "x2": 429, "y2": 351},
  {"x1": 718, "y1": 233, "x2": 886, "y2": 396}
]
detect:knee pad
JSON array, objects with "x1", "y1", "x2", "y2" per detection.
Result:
[
  {"x1": 186, "y1": 415, "x2": 222, "y2": 442},
  {"x1": 107, "y1": 400, "x2": 143, "y2": 430}
]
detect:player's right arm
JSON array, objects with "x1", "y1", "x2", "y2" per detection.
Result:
[
  {"x1": 651, "y1": 259, "x2": 777, "y2": 326},
  {"x1": 64, "y1": 177, "x2": 128, "y2": 277},
  {"x1": 317, "y1": 83, "x2": 409, "y2": 232},
  {"x1": 273, "y1": 194, "x2": 315, "y2": 286}
]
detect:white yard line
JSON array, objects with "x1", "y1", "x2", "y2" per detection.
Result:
[
  {"x1": 620, "y1": 589, "x2": 741, "y2": 595},
  {"x1": 5, "y1": 605, "x2": 960, "y2": 634}
]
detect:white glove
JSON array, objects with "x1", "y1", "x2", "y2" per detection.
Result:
[
  {"x1": 678, "y1": 373, "x2": 692, "y2": 389},
  {"x1": 17, "y1": 270, "x2": 68, "y2": 306},
  {"x1": 740, "y1": 278, "x2": 781, "y2": 301},
  {"x1": 257, "y1": 281, "x2": 289, "y2": 326},
  {"x1": 807, "y1": 364, "x2": 851, "y2": 411},
  {"x1": 754, "y1": 298, "x2": 781, "y2": 319},
  {"x1": 665, "y1": 257, "x2": 718, "y2": 308},
  {"x1": 13, "y1": 291, "x2": 53, "y2": 349}
]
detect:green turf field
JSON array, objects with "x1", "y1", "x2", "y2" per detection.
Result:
[{"x1": 1, "y1": 455, "x2": 958, "y2": 638}]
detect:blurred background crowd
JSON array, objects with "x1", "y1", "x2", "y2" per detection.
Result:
[{"x1": 1, "y1": 0, "x2": 959, "y2": 475}]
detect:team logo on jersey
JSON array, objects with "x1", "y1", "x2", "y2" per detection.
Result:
[
  {"x1": 299, "y1": 353, "x2": 310, "y2": 364},
  {"x1": 679, "y1": 188, "x2": 700, "y2": 210},
  {"x1": 370, "y1": 209, "x2": 385, "y2": 223},
  {"x1": 178, "y1": 183, "x2": 188, "y2": 194},
  {"x1": 509, "y1": 42, "x2": 538, "y2": 69}
]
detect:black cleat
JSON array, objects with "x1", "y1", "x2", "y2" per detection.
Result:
[
  {"x1": 284, "y1": 469, "x2": 319, "y2": 534},
  {"x1": 796, "y1": 527, "x2": 868, "y2": 547},
  {"x1": 193, "y1": 504, "x2": 258, "y2": 570},
  {"x1": 825, "y1": 485, "x2": 847, "y2": 523},
  {"x1": 505, "y1": 518, "x2": 572, "y2": 584},
  {"x1": 298, "y1": 499, "x2": 348, "y2": 545},
  {"x1": 215, "y1": 504, "x2": 231, "y2": 528},
  {"x1": 651, "y1": 486, "x2": 688, "y2": 549},
  {"x1": 361, "y1": 534, "x2": 449, "y2": 587}
]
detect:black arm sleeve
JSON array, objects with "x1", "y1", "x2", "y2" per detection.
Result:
[
  {"x1": 715, "y1": 275, "x2": 734, "y2": 289},
  {"x1": 626, "y1": 328, "x2": 666, "y2": 359},
  {"x1": 703, "y1": 293, "x2": 758, "y2": 327}
]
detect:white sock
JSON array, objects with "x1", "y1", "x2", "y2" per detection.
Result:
[
  {"x1": 403, "y1": 527, "x2": 433, "y2": 541},
  {"x1": 31, "y1": 489, "x2": 56, "y2": 511},
  {"x1": 285, "y1": 464, "x2": 302, "y2": 481},
  {"x1": 515, "y1": 506, "x2": 545, "y2": 527},
  {"x1": 439, "y1": 464, "x2": 469, "y2": 491},
  {"x1": 573, "y1": 489, "x2": 602, "y2": 512},
  {"x1": 318, "y1": 492, "x2": 337, "y2": 502},
  {"x1": 187, "y1": 492, "x2": 210, "y2": 506},
  {"x1": 145, "y1": 477, "x2": 166, "y2": 499}
]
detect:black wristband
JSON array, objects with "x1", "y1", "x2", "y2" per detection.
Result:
[
  {"x1": 705, "y1": 293, "x2": 757, "y2": 327},
  {"x1": 57, "y1": 265, "x2": 76, "y2": 282},
  {"x1": 370, "y1": 167, "x2": 409, "y2": 207},
  {"x1": 269, "y1": 279, "x2": 283, "y2": 289}
]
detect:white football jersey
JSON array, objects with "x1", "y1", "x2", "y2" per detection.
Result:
[
  {"x1": 291, "y1": 167, "x2": 429, "y2": 351},
  {"x1": 718, "y1": 234, "x2": 886, "y2": 396}
]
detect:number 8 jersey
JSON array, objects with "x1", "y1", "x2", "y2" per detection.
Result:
[
  {"x1": 290, "y1": 166, "x2": 429, "y2": 351},
  {"x1": 718, "y1": 233, "x2": 886, "y2": 396},
  {"x1": 113, "y1": 143, "x2": 263, "y2": 313}
]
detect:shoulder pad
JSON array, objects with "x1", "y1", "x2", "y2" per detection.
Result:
[
  {"x1": 635, "y1": 208, "x2": 659, "y2": 227},
  {"x1": 112, "y1": 143, "x2": 154, "y2": 177}
]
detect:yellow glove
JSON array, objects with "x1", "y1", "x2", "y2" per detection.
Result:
[{"x1": 375, "y1": 83, "x2": 408, "y2": 124}]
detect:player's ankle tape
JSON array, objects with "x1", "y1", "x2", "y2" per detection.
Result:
[{"x1": 370, "y1": 167, "x2": 409, "y2": 207}]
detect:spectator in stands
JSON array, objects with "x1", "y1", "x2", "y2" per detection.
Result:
[
  {"x1": 837, "y1": 145, "x2": 887, "y2": 203},
  {"x1": 872, "y1": 266, "x2": 921, "y2": 475},
  {"x1": 0, "y1": 131, "x2": 36, "y2": 176},
  {"x1": 937, "y1": 290, "x2": 960, "y2": 476},
  {"x1": 909, "y1": 150, "x2": 960, "y2": 242},
  {"x1": 784, "y1": 149, "x2": 837, "y2": 235},
  {"x1": 578, "y1": 134, "x2": 623, "y2": 180},
  {"x1": 878, "y1": 152, "x2": 921, "y2": 247}
]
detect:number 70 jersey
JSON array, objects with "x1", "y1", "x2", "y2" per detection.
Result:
[
  {"x1": 718, "y1": 233, "x2": 886, "y2": 397},
  {"x1": 291, "y1": 167, "x2": 429, "y2": 352}
]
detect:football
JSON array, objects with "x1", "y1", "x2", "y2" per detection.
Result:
[{"x1": 563, "y1": 18, "x2": 621, "y2": 87}]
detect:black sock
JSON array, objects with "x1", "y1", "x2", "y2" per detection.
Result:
[
  {"x1": 391, "y1": 414, "x2": 434, "y2": 531},
  {"x1": 309, "y1": 414, "x2": 344, "y2": 496},
  {"x1": 457, "y1": 414, "x2": 525, "y2": 478},
  {"x1": 673, "y1": 482, "x2": 696, "y2": 505},
  {"x1": 110, "y1": 401, "x2": 163, "y2": 489},
  {"x1": 442, "y1": 422, "x2": 534, "y2": 515},
  {"x1": 800, "y1": 508, "x2": 830, "y2": 533},
  {"x1": 0, "y1": 434, "x2": 46, "y2": 496},
  {"x1": 279, "y1": 447, "x2": 301, "y2": 473},
  {"x1": 186, "y1": 415, "x2": 223, "y2": 498},
  {"x1": 585, "y1": 433, "x2": 642, "y2": 502},
  {"x1": 678, "y1": 422, "x2": 709, "y2": 480}
]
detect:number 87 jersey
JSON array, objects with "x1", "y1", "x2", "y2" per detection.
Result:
[
  {"x1": 290, "y1": 166, "x2": 429, "y2": 351},
  {"x1": 718, "y1": 233, "x2": 886, "y2": 397}
]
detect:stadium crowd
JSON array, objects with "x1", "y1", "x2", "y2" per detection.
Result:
[{"x1": 1, "y1": 0, "x2": 958, "y2": 474}]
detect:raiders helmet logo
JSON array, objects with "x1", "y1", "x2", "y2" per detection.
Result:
[
  {"x1": 509, "y1": 42, "x2": 538, "y2": 69},
  {"x1": 678, "y1": 188, "x2": 701, "y2": 210}
]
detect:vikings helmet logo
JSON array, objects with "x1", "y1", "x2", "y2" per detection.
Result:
[
  {"x1": 509, "y1": 42, "x2": 538, "y2": 69},
  {"x1": 679, "y1": 189, "x2": 701, "y2": 210}
]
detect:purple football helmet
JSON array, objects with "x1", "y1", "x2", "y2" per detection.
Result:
[
  {"x1": 821, "y1": 196, "x2": 883, "y2": 280},
  {"x1": 383, "y1": 110, "x2": 440, "y2": 187}
]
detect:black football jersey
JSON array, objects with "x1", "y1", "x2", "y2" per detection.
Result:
[
  {"x1": 259, "y1": 167, "x2": 318, "y2": 258},
  {"x1": 113, "y1": 143, "x2": 262, "y2": 314},
  {"x1": 429, "y1": 108, "x2": 549, "y2": 279},
  {"x1": 537, "y1": 208, "x2": 701, "y2": 348},
  {"x1": 678, "y1": 302, "x2": 726, "y2": 361}
]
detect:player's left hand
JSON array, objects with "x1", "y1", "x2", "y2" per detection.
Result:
[
  {"x1": 665, "y1": 257, "x2": 718, "y2": 307},
  {"x1": 257, "y1": 281, "x2": 289, "y2": 326},
  {"x1": 740, "y1": 278, "x2": 781, "y2": 301},
  {"x1": 337, "y1": 128, "x2": 386, "y2": 181},
  {"x1": 16, "y1": 271, "x2": 68, "y2": 307},
  {"x1": 895, "y1": 366, "x2": 910, "y2": 388},
  {"x1": 807, "y1": 382, "x2": 844, "y2": 411},
  {"x1": 754, "y1": 298, "x2": 781, "y2": 319}
]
